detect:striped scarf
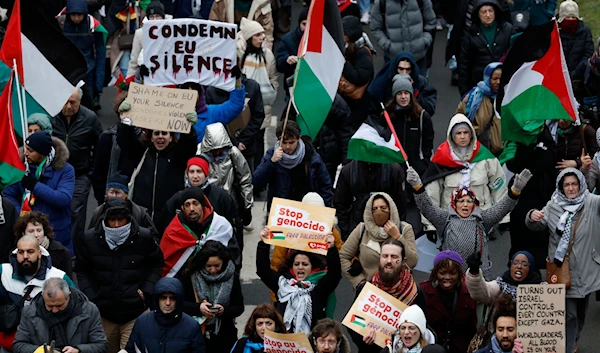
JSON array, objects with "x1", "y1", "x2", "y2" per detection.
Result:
[{"x1": 371, "y1": 268, "x2": 418, "y2": 305}]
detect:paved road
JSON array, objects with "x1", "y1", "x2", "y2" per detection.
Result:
[{"x1": 88, "y1": 20, "x2": 599, "y2": 353}]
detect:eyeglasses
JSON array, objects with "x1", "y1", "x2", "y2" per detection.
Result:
[
  {"x1": 511, "y1": 260, "x2": 529, "y2": 268},
  {"x1": 372, "y1": 205, "x2": 389, "y2": 211},
  {"x1": 153, "y1": 131, "x2": 169, "y2": 136},
  {"x1": 456, "y1": 199, "x2": 474, "y2": 204}
]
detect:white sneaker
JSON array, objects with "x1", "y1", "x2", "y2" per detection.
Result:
[
  {"x1": 436, "y1": 19, "x2": 443, "y2": 31},
  {"x1": 360, "y1": 12, "x2": 370, "y2": 25},
  {"x1": 244, "y1": 225, "x2": 254, "y2": 232}
]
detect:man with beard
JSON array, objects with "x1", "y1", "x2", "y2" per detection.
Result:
[
  {"x1": 13, "y1": 278, "x2": 107, "y2": 353},
  {"x1": 475, "y1": 294, "x2": 523, "y2": 353},
  {"x1": 0, "y1": 236, "x2": 74, "y2": 351},
  {"x1": 350, "y1": 238, "x2": 426, "y2": 353}
]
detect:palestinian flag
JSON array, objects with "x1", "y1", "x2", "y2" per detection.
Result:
[
  {"x1": 0, "y1": 0, "x2": 87, "y2": 140},
  {"x1": 270, "y1": 231, "x2": 286, "y2": 240},
  {"x1": 0, "y1": 71, "x2": 25, "y2": 190},
  {"x1": 497, "y1": 21, "x2": 578, "y2": 154},
  {"x1": 109, "y1": 70, "x2": 135, "y2": 93},
  {"x1": 351, "y1": 314, "x2": 367, "y2": 328},
  {"x1": 292, "y1": 0, "x2": 345, "y2": 140},
  {"x1": 347, "y1": 115, "x2": 408, "y2": 163},
  {"x1": 56, "y1": 7, "x2": 108, "y2": 44}
]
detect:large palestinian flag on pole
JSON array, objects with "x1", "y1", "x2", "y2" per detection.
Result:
[
  {"x1": 497, "y1": 21, "x2": 578, "y2": 152},
  {"x1": 292, "y1": 0, "x2": 345, "y2": 140},
  {"x1": 0, "y1": 71, "x2": 25, "y2": 190},
  {"x1": 347, "y1": 113, "x2": 408, "y2": 163},
  {"x1": 0, "y1": 0, "x2": 87, "y2": 140}
]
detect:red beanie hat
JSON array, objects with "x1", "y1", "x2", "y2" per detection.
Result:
[{"x1": 187, "y1": 156, "x2": 209, "y2": 176}]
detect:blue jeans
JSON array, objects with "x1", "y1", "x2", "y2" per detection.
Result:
[
  {"x1": 359, "y1": 0, "x2": 370, "y2": 14},
  {"x1": 118, "y1": 50, "x2": 131, "y2": 76}
]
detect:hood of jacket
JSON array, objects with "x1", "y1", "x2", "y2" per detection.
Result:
[
  {"x1": 363, "y1": 192, "x2": 401, "y2": 241},
  {"x1": 50, "y1": 137, "x2": 70, "y2": 170},
  {"x1": 152, "y1": 277, "x2": 185, "y2": 323},
  {"x1": 368, "y1": 51, "x2": 419, "y2": 101},
  {"x1": 391, "y1": 51, "x2": 420, "y2": 81},
  {"x1": 66, "y1": 0, "x2": 88, "y2": 14},
  {"x1": 200, "y1": 123, "x2": 233, "y2": 153},
  {"x1": 471, "y1": 0, "x2": 504, "y2": 25},
  {"x1": 446, "y1": 114, "x2": 478, "y2": 160}
]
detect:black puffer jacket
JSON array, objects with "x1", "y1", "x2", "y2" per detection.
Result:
[
  {"x1": 116, "y1": 123, "x2": 197, "y2": 221},
  {"x1": 51, "y1": 105, "x2": 103, "y2": 176},
  {"x1": 540, "y1": 123, "x2": 599, "y2": 165},
  {"x1": 342, "y1": 46, "x2": 374, "y2": 88},
  {"x1": 458, "y1": 0, "x2": 514, "y2": 96},
  {"x1": 75, "y1": 217, "x2": 164, "y2": 324},
  {"x1": 560, "y1": 21, "x2": 594, "y2": 76}
]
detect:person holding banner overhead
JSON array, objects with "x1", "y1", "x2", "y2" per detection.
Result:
[
  {"x1": 257, "y1": 227, "x2": 341, "y2": 334},
  {"x1": 230, "y1": 304, "x2": 287, "y2": 353}
]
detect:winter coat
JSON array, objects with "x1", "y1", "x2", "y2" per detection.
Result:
[
  {"x1": 333, "y1": 160, "x2": 407, "y2": 238},
  {"x1": 510, "y1": 0, "x2": 555, "y2": 26},
  {"x1": 4, "y1": 138, "x2": 75, "y2": 251},
  {"x1": 367, "y1": 51, "x2": 438, "y2": 117},
  {"x1": 422, "y1": 115, "x2": 509, "y2": 234},
  {"x1": 253, "y1": 140, "x2": 333, "y2": 209},
  {"x1": 209, "y1": 0, "x2": 274, "y2": 50},
  {"x1": 384, "y1": 106, "x2": 434, "y2": 175},
  {"x1": 540, "y1": 123, "x2": 599, "y2": 164},
  {"x1": 116, "y1": 123, "x2": 197, "y2": 221},
  {"x1": 583, "y1": 158, "x2": 600, "y2": 193},
  {"x1": 256, "y1": 241, "x2": 341, "y2": 329},
  {"x1": 127, "y1": 27, "x2": 143, "y2": 78},
  {"x1": 58, "y1": 0, "x2": 106, "y2": 94},
  {"x1": 465, "y1": 269, "x2": 543, "y2": 306},
  {"x1": 342, "y1": 46, "x2": 374, "y2": 89},
  {"x1": 200, "y1": 123, "x2": 253, "y2": 210},
  {"x1": 125, "y1": 278, "x2": 205, "y2": 353},
  {"x1": 457, "y1": 0, "x2": 514, "y2": 96},
  {"x1": 526, "y1": 192, "x2": 600, "y2": 298},
  {"x1": 573, "y1": 59, "x2": 600, "y2": 129},
  {"x1": 415, "y1": 184, "x2": 519, "y2": 279},
  {"x1": 207, "y1": 76, "x2": 265, "y2": 156},
  {"x1": 419, "y1": 282, "x2": 477, "y2": 353},
  {"x1": 339, "y1": 192, "x2": 417, "y2": 287},
  {"x1": 370, "y1": 0, "x2": 437, "y2": 61},
  {"x1": 47, "y1": 239, "x2": 73, "y2": 279},
  {"x1": 505, "y1": 138, "x2": 557, "y2": 265},
  {"x1": 237, "y1": 38, "x2": 278, "y2": 117},
  {"x1": 194, "y1": 84, "x2": 246, "y2": 142},
  {"x1": 13, "y1": 288, "x2": 108, "y2": 353},
  {"x1": 51, "y1": 106, "x2": 102, "y2": 176},
  {"x1": 275, "y1": 26, "x2": 301, "y2": 91},
  {"x1": 456, "y1": 95, "x2": 502, "y2": 155},
  {"x1": 158, "y1": 184, "x2": 243, "y2": 247},
  {"x1": 88, "y1": 199, "x2": 159, "y2": 239},
  {"x1": 0, "y1": 197, "x2": 17, "y2": 263},
  {"x1": 75, "y1": 217, "x2": 164, "y2": 324},
  {"x1": 283, "y1": 94, "x2": 354, "y2": 178},
  {"x1": 560, "y1": 21, "x2": 594, "y2": 77}
]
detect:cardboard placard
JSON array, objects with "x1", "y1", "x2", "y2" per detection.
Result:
[
  {"x1": 265, "y1": 197, "x2": 336, "y2": 255},
  {"x1": 517, "y1": 284, "x2": 565, "y2": 353},
  {"x1": 264, "y1": 331, "x2": 314, "y2": 353},
  {"x1": 342, "y1": 282, "x2": 409, "y2": 348},
  {"x1": 143, "y1": 19, "x2": 237, "y2": 91},
  {"x1": 124, "y1": 83, "x2": 197, "y2": 133}
]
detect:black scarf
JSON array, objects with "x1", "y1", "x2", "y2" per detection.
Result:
[
  {"x1": 500, "y1": 268, "x2": 542, "y2": 286},
  {"x1": 36, "y1": 291, "x2": 82, "y2": 348}
]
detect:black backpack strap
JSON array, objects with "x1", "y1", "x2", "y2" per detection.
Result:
[{"x1": 17, "y1": 286, "x2": 35, "y2": 307}]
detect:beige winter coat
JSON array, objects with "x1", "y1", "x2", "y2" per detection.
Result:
[
  {"x1": 339, "y1": 192, "x2": 418, "y2": 288},
  {"x1": 465, "y1": 270, "x2": 501, "y2": 306},
  {"x1": 209, "y1": 0, "x2": 274, "y2": 50},
  {"x1": 422, "y1": 114, "x2": 508, "y2": 232}
]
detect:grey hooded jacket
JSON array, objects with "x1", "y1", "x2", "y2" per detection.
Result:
[{"x1": 370, "y1": 0, "x2": 437, "y2": 61}]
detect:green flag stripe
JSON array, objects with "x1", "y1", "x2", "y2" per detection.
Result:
[
  {"x1": 0, "y1": 162, "x2": 25, "y2": 190},
  {"x1": 293, "y1": 58, "x2": 333, "y2": 140},
  {"x1": 347, "y1": 138, "x2": 406, "y2": 163}
]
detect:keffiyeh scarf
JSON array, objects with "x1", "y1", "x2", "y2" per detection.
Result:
[{"x1": 277, "y1": 271, "x2": 325, "y2": 334}]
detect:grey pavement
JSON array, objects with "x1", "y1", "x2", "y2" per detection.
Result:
[{"x1": 88, "y1": 23, "x2": 599, "y2": 353}]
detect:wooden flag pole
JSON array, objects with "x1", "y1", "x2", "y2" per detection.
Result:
[{"x1": 279, "y1": 56, "x2": 303, "y2": 146}]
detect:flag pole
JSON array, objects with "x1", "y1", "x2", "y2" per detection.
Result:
[
  {"x1": 12, "y1": 59, "x2": 28, "y2": 144},
  {"x1": 279, "y1": 57, "x2": 303, "y2": 146}
]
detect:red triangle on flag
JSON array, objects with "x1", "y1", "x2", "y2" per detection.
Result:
[
  {"x1": 299, "y1": 0, "x2": 324, "y2": 55},
  {"x1": 0, "y1": 0, "x2": 23, "y2": 84},
  {"x1": 0, "y1": 71, "x2": 25, "y2": 173}
]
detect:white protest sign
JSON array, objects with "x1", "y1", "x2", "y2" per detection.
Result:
[
  {"x1": 517, "y1": 284, "x2": 565, "y2": 353},
  {"x1": 143, "y1": 19, "x2": 237, "y2": 91}
]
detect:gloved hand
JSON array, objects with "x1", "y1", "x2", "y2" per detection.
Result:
[
  {"x1": 242, "y1": 208, "x2": 252, "y2": 226},
  {"x1": 348, "y1": 258, "x2": 363, "y2": 276},
  {"x1": 186, "y1": 112, "x2": 198, "y2": 124},
  {"x1": 140, "y1": 65, "x2": 150, "y2": 77},
  {"x1": 426, "y1": 230, "x2": 437, "y2": 244},
  {"x1": 231, "y1": 65, "x2": 242, "y2": 79},
  {"x1": 466, "y1": 252, "x2": 482, "y2": 274},
  {"x1": 406, "y1": 166, "x2": 422, "y2": 188},
  {"x1": 511, "y1": 168, "x2": 532, "y2": 194},
  {"x1": 21, "y1": 174, "x2": 38, "y2": 191},
  {"x1": 118, "y1": 101, "x2": 131, "y2": 113}
]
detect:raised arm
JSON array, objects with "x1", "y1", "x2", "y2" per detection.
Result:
[{"x1": 406, "y1": 166, "x2": 449, "y2": 232}]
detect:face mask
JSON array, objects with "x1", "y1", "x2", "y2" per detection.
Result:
[
  {"x1": 214, "y1": 150, "x2": 229, "y2": 163},
  {"x1": 372, "y1": 210, "x2": 390, "y2": 226}
]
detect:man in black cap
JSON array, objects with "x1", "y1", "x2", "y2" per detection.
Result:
[
  {"x1": 88, "y1": 172, "x2": 158, "y2": 239},
  {"x1": 4, "y1": 132, "x2": 76, "y2": 253},
  {"x1": 75, "y1": 197, "x2": 163, "y2": 353}
]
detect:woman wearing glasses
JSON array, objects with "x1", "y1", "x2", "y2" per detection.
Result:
[
  {"x1": 405, "y1": 156, "x2": 532, "y2": 280},
  {"x1": 339, "y1": 192, "x2": 418, "y2": 290}
]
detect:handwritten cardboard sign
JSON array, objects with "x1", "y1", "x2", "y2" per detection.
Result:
[
  {"x1": 124, "y1": 83, "x2": 197, "y2": 133},
  {"x1": 342, "y1": 282, "x2": 409, "y2": 347},
  {"x1": 265, "y1": 197, "x2": 336, "y2": 256},
  {"x1": 143, "y1": 18, "x2": 237, "y2": 90},
  {"x1": 264, "y1": 331, "x2": 314, "y2": 353},
  {"x1": 517, "y1": 284, "x2": 565, "y2": 353}
]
